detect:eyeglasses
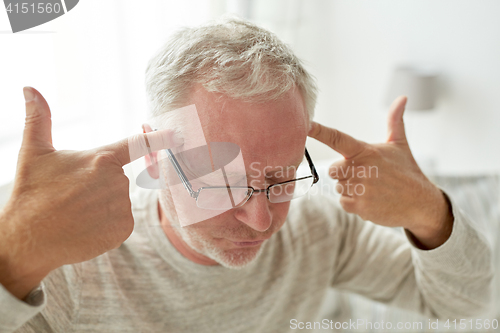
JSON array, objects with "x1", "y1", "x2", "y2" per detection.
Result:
[{"x1": 164, "y1": 147, "x2": 319, "y2": 211}]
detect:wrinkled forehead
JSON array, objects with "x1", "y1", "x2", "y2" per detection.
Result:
[
  {"x1": 152, "y1": 87, "x2": 309, "y2": 173},
  {"x1": 204, "y1": 123, "x2": 307, "y2": 170},
  {"x1": 195, "y1": 87, "x2": 308, "y2": 163}
]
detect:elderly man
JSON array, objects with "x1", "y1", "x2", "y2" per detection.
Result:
[{"x1": 0, "y1": 18, "x2": 492, "y2": 332}]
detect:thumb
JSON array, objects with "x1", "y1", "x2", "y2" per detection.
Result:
[
  {"x1": 21, "y1": 87, "x2": 54, "y2": 153},
  {"x1": 387, "y1": 95, "x2": 408, "y2": 144}
]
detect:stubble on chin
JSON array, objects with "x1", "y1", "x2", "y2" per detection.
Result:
[
  {"x1": 179, "y1": 226, "x2": 265, "y2": 269},
  {"x1": 158, "y1": 189, "x2": 266, "y2": 269}
]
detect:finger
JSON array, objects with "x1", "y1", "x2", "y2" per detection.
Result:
[
  {"x1": 21, "y1": 87, "x2": 54, "y2": 153},
  {"x1": 335, "y1": 180, "x2": 354, "y2": 197},
  {"x1": 328, "y1": 160, "x2": 351, "y2": 180},
  {"x1": 308, "y1": 121, "x2": 366, "y2": 159},
  {"x1": 339, "y1": 195, "x2": 356, "y2": 213},
  {"x1": 335, "y1": 182, "x2": 344, "y2": 195},
  {"x1": 97, "y1": 129, "x2": 184, "y2": 167},
  {"x1": 387, "y1": 96, "x2": 408, "y2": 144}
]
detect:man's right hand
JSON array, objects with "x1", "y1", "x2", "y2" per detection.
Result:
[{"x1": 0, "y1": 87, "x2": 182, "y2": 300}]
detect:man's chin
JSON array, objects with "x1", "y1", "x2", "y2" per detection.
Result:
[
  {"x1": 206, "y1": 244, "x2": 264, "y2": 270},
  {"x1": 180, "y1": 230, "x2": 266, "y2": 269}
]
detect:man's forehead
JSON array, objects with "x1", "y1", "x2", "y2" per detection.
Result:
[
  {"x1": 201, "y1": 108, "x2": 307, "y2": 135},
  {"x1": 191, "y1": 85, "x2": 308, "y2": 131},
  {"x1": 201, "y1": 110, "x2": 307, "y2": 155},
  {"x1": 154, "y1": 86, "x2": 309, "y2": 171},
  {"x1": 241, "y1": 150, "x2": 305, "y2": 168}
]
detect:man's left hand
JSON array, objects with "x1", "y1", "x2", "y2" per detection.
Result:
[{"x1": 308, "y1": 96, "x2": 453, "y2": 250}]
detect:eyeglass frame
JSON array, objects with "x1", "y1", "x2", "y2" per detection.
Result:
[{"x1": 163, "y1": 146, "x2": 319, "y2": 208}]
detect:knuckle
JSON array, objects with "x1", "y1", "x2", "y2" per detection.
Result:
[
  {"x1": 93, "y1": 151, "x2": 121, "y2": 169},
  {"x1": 117, "y1": 173, "x2": 130, "y2": 188},
  {"x1": 368, "y1": 147, "x2": 383, "y2": 159},
  {"x1": 24, "y1": 113, "x2": 45, "y2": 126},
  {"x1": 362, "y1": 146, "x2": 384, "y2": 162},
  {"x1": 327, "y1": 128, "x2": 340, "y2": 146}
]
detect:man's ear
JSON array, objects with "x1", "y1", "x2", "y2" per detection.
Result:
[{"x1": 142, "y1": 124, "x2": 159, "y2": 179}]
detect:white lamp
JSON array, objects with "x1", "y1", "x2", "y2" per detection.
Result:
[{"x1": 385, "y1": 66, "x2": 439, "y2": 111}]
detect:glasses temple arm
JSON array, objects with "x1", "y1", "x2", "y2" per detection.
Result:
[
  {"x1": 304, "y1": 148, "x2": 319, "y2": 184},
  {"x1": 164, "y1": 149, "x2": 198, "y2": 198}
]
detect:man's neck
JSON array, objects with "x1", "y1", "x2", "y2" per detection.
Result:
[{"x1": 157, "y1": 201, "x2": 219, "y2": 266}]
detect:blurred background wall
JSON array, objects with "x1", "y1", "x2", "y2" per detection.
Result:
[{"x1": 1, "y1": 0, "x2": 499, "y2": 190}]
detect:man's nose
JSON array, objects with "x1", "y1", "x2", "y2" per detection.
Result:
[{"x1": 233, "y1": 191, "x2": 272, "y2": 232}]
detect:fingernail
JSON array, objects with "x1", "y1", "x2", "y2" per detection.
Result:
[{"x1": 23, "y1": 87, "x2": 35, "y2": 103}]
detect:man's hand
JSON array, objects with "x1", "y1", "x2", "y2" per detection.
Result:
[
  {"x1": 0, "y1": 87, "x2": 182, "y2": 300},
  {"x1": 308, "y1": 96, "x2": 453, "y2": 250}
]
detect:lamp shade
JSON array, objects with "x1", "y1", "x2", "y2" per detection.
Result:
[{"x1": 385, "y1": 66, "x2": 438, "y2": 111}]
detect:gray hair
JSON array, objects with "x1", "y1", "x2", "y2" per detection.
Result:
[{"x1": 145, "y1": 17, "x2": 317, "y2": 121}]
